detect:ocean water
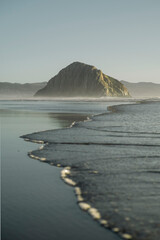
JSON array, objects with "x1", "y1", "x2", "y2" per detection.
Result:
[
  {"x1": 24, "y1": 100, "x2": 160, "y2": 240},
  {"x1": 1, "y1": 100, "x2": 122, "y2": 240}
]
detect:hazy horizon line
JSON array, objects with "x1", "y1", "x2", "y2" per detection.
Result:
[{"x1": 0, "y1": 80, "x2": 159, "y2": 85}]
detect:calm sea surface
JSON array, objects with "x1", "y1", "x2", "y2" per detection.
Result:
[
  {"x1": 1, "y1": 100, "x2": 121, "y2": 240},
  {"x1": 22, "y1": 100, "x2": 160, "y2": 240}
]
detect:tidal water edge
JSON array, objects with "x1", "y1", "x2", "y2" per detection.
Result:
[
  {"x1": 22, "y1": 100, "x2": 160, "y2": 240},
  {"x1": 1, "y1": 100, "x2": 122, "y2": 240}
]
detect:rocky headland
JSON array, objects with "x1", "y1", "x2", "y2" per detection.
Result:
[{"x1": 35, "y1": 62, "x2": 130, "y2": 98}]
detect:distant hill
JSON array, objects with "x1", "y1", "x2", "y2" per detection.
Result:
[
  {"x1": 35, "y1": 62, "x2": 130, "y2": 98},
  {"x1": 0, "y1": 82, "x2": 47, "y2": 98},
  {"x1": 121, "y1": 80, "x2": 160, "y2": 98}
]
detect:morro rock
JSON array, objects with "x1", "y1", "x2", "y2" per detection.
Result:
[{"x1": 35, "y1": 62, "x2": 130, "y2": 97}]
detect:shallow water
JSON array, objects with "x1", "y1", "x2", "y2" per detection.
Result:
[
  {"x1": 1, "y1": 100, "x2": 122, "y2": 240},
  {"x1": 24, "y1": 101, "x2": 160, "y2": 240}
]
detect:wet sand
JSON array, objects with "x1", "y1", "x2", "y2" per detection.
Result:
[
  {"x1": 1, "y1": 101, "x2": 122, "y2": 240},
  {"x1": 22, "y1": 101, "x2": 160, "y2": 240}
]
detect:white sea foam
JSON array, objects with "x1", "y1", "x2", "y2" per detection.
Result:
[
  {"x1": 75, "y1": 187, "x2": 81, "y2": 195},
  {"x1": 63, "y1": 178, "x2": 76, "y2": 186},
  {"x1": 79, "y1": 202, "x2": 91, "y2": 211},
  {"x1": 121, "y1": 233, "x2": 132, "y2": 239},
  {"x1": 88, "y1": 208, "x2": 101, "y2": 220}
]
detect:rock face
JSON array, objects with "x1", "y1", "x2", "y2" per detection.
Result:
[{"x1": 35, "y1": 62, "x2": 130, "y2": 97}]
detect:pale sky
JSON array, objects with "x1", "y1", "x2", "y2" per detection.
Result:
[{"x1": 1, "y1": 0, "x2": 160, "y2": 84}]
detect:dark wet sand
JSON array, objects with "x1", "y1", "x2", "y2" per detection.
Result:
[
  {"x1": 22, "y1": 101, "x2": 160, "y2": 240},
  {"x1": 1, "y1": 104, "x2": 121, "y2": 240}
]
